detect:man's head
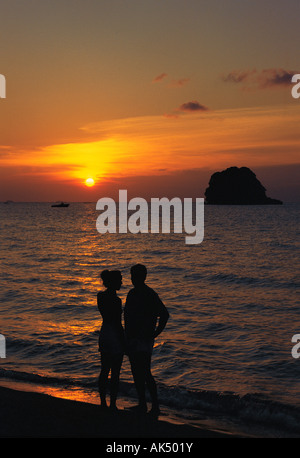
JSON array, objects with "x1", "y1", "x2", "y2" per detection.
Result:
[{"x1": 130, "y1": 264, "x2": 147, "y2": 287}]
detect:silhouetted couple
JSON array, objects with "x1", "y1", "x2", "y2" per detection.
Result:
[{"x1": 97, "y1": 264, "x2": 169, "y2": 416}]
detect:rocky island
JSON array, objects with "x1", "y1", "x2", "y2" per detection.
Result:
[{"x1": 205, "y1": 167, "x2": 282, "y2": 205}]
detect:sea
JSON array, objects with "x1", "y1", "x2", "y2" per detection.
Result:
[{"x1": 0, "y1": 201, "x2": 299, "y2": 437}]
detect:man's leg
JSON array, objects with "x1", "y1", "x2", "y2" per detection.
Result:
[
  {"x1": 129, "y1": 352, "x2": 147, "y2": 411},
  {"x1": 144, "y1": 353, "x2": 160, "y2": 414}
]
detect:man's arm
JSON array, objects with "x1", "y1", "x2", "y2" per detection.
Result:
[{"x1": 153, "y1": 300, "x2": 169, "y2": 338}]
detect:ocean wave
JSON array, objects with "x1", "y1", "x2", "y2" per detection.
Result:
[
  {"x1": 5, "y1": 335, "x2": 93, "y2": 357},
  {"x1": 207, "y1": 272, "x2": 300, "y2": 289},
  {"x1": 0, "y1": 368, "x2": 77, "y2": 387},
  {"x1": 1, "y1": 368, "x2": 300, "y2": 436},
  {"x1": 37, "y1": 257, "x2": 62, "y2": 263},
  {"x1": 151, "y1": 385, "x2": 300, "y2": 436}
]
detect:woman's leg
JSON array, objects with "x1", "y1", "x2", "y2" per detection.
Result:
[
  {"x1": 98, "y1": 352, "x2": 111, "y2": 407},
  {"x1": 110, "y1": 353, "x2": 123, "y2": 409}
]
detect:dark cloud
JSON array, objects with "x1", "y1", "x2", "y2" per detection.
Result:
[
  {"x1": 178, "y1": 101, "x2": 209, "y2": 112},
  {"x1": 222, "y1": 68, "x2": 299, "y2": 90},
  {"x1": 259, "y1": 68, "x2": 296, "y2": 88},
  {"x1": 164, "y1": 100, "x2": 209, "y2": 118}
]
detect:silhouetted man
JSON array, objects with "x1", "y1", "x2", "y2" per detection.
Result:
[{"x1": 124, "y1": 264, "x2": 169, "y2": 416}]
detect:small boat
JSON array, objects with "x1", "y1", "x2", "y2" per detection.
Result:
[{"x1": 51, "y1": 202, "x2": 70, "y2": 207}]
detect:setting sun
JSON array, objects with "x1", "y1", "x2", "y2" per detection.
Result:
[{"x1": 85, "y1": 178, "x2": 95, "y2": 187}]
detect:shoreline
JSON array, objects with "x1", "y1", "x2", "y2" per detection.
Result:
[{"x1": 0, "y1": 382, "x2": 240, "y2": 438}]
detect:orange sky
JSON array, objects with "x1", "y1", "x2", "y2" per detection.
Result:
[{"x1": 0, "y1": 1, "x2": 299, "y2": 201}]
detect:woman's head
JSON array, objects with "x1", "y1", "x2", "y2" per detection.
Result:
[{"x1": 100, "y1": 269, "x2": 122, "y2": 290}]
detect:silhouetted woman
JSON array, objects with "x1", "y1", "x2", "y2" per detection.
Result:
[{"x1": 97, "y1": 269, "x2": 125, "y2": 411}]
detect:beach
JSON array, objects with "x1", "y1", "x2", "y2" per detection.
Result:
[
  {"x1": 0, "y1": 385, "x2": 236, "y2": 439},
  {"x1": 1, "y1": 203, "x2": 300, "y2": 439}
]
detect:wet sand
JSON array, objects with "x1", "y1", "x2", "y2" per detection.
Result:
[{"x1": 0, "y1": 386, "x2": 237, "y2": 438}]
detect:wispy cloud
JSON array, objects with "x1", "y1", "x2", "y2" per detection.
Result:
[
  {"x1": 222, "y1": 68, "x2": 299, "y2": 90},
  {"x1": 222, "y1": 69, "x2": 256, "y2": 84},
  {"x1": 152, "y1": 73, "x2": 190, "y2": 88},
  {"x1": 168, "y1": 77, "x2": 190, "y2": 88},
  {"x1": 152, "y1": 73, "x2": 168, "y2": 83},
  {"x1": 1, "y1": 105, "x2": 300, "y2": 198}
]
